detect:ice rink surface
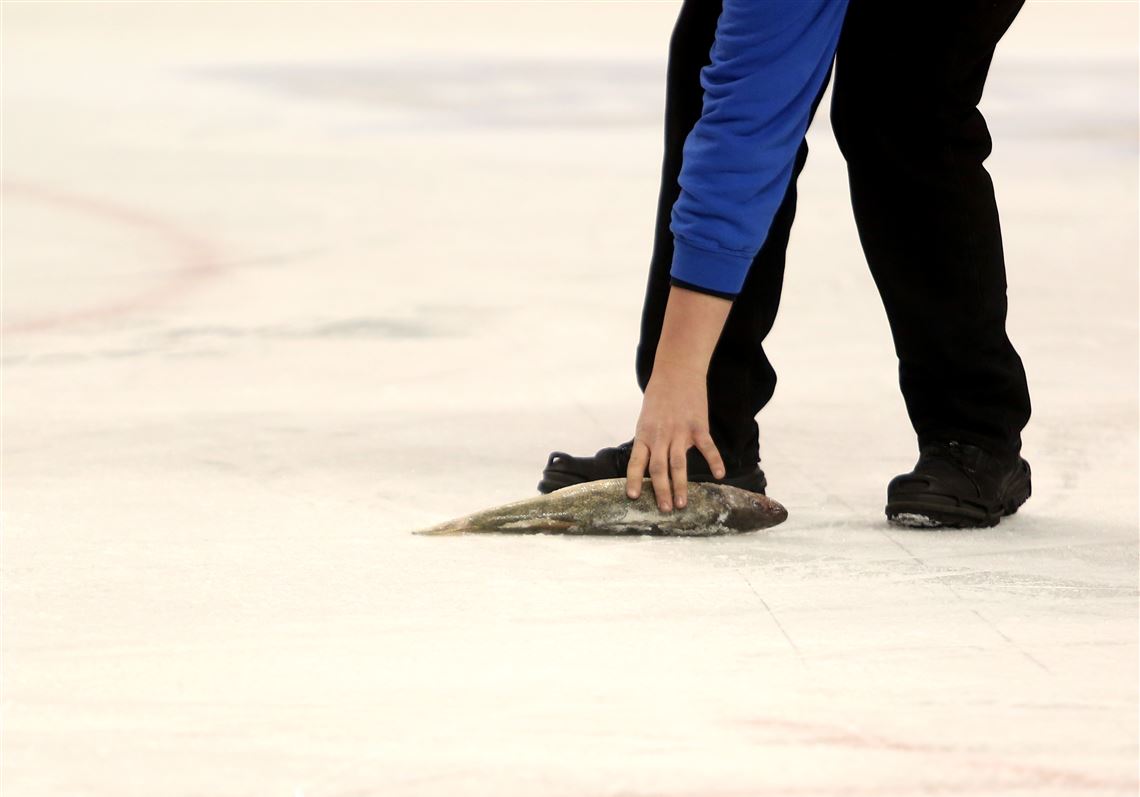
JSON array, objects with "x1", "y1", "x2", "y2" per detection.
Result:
[{"x1": 3, "y1": 2, "x2": 1138, "y2": 795}]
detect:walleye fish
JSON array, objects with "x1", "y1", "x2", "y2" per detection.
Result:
[{"x1": 415, "y1": 478, "x2": 787, "y2": 537}]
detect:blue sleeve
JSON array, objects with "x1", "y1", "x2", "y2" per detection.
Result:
[{"x1": 668, "y1": 0, "x2": 849, "y2": 298}]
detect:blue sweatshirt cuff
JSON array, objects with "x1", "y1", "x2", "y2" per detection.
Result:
[{"x1": 669, "y1": 236, "x2": 753, "y2": 297}]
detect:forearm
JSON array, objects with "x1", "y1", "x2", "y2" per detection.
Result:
[{"x1": 651, "y1": 283, "x2": 732, "y2": 378}]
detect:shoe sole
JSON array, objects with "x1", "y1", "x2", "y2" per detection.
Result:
[
  {"x1": 538, "y1": 468, "x2": 768, "y2": 496},
  {"x1": 885, "y1": 461, "x2": 1032, "y2": 529}
]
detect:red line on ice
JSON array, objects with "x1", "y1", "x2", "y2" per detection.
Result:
[{"x1": 2, "y1": 180, "x2": 225, "y2": 334}]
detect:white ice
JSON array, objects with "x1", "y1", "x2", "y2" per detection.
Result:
[{"x1": 3, "y1": 3, "x2": 1137, "y2": 796}]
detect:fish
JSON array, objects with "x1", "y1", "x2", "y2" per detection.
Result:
[{"x1": 414, "y1": 478, "x2": 787, "y2": 537}]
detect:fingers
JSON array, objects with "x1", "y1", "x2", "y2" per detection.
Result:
[
  {"x1": 648, "y1": 445, "x2": 673, "y2": 512},
  {"x1": 693, "y1": 428, "x2": 726, "y2": 480},
  {"x1": 626, "y1": 438, "x2": 650, "y2": 499},
  {"x1": 627, "y1": 430, "x2": 720, "y2": 513},
  {"x1": 669, "y1": 440, "x2": 688, "y2": 509},
  {"x1": 627, "y1": 436, "x2": 677, "y2": 512}
]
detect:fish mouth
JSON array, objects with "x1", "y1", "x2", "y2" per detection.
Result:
[{"x1": 723, "y1": 500, "x2": 789, "y2": 530}]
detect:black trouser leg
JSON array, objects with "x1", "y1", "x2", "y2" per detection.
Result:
[
  {"x1": 635, "y1": 0, "x2": 830, "y2": 473},
  {"x1": 831, "y1": 0, "x2": 1032, "y2": 457}
]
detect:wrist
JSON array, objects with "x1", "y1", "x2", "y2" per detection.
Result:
[{"x1": 649, "y1": 354, "x2": 708, "y2": 382}]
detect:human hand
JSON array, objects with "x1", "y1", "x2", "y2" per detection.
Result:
[{"x1": 625, "y1": 367, "x2": 726, "y2": 512}]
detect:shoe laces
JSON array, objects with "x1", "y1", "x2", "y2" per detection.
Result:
[{"x1": 925, "y1": 439, "x2": 987, "y2": 481}]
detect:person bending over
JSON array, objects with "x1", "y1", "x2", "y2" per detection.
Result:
[{"x1": 539, "y1": 0, "x2": 1032, "y2": 529}]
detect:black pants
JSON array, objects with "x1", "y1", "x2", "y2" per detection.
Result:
[{"x1": 635, "y1": 0, "x2": 1032, "y2": 471}]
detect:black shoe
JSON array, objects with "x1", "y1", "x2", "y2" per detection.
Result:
[
  {"x1": 886, "y1": 439, "x2": 1032, "y2": 528},
  {"x1": 538, "y1": 439, "x2": 768, "y2": 495}
]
